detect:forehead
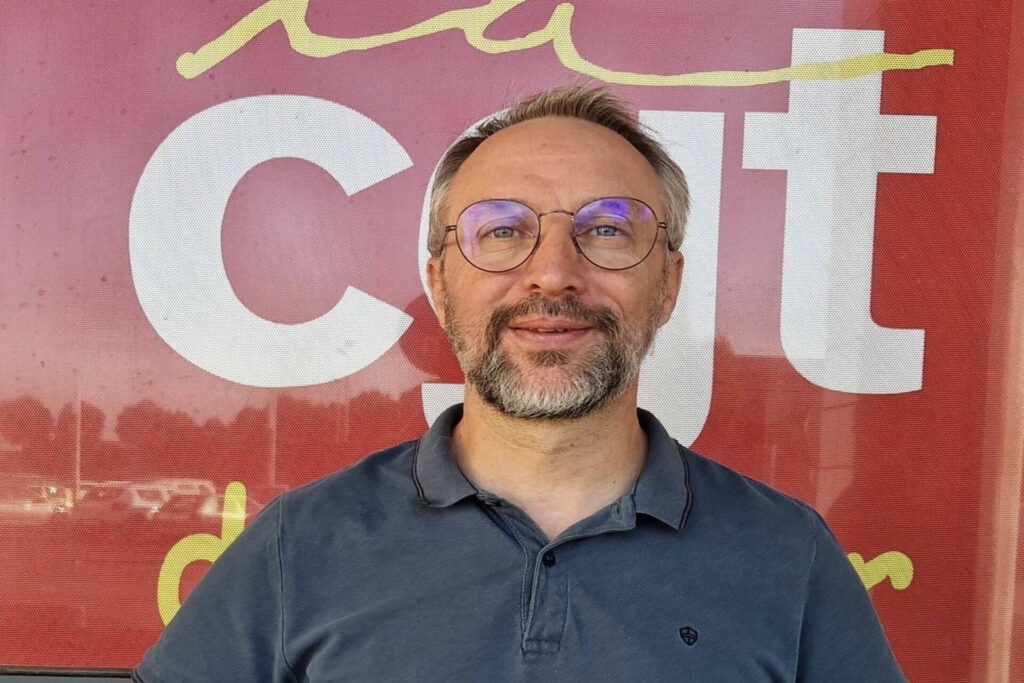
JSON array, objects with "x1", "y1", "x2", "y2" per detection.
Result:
[{"x1": 446, "y1": 116, "x2": 663, "y2": 217}]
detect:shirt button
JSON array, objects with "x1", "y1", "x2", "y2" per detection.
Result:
[{"x1": 542, "y1": 551, "x2": 557, "y2": 567}]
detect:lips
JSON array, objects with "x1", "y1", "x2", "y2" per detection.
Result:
[
  {"x1": 483, "y1": 296, "x2": 620, "y2": 349},
  {"x1": 504, "y1": 318, "x2": 594, "y2": 348},
  {"x1": 508, "y1": 318, "x2": 591, "y2": 334},
  {"x1": 519, "y1": 328, "x2": 581, "y2": 333}
]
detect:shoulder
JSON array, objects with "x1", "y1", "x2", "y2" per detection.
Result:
[
  {"x1": 678, "y1": 445, "x2": 834, "y2": 565},
  {"x1": 681, "y1": 445, "x2": 820, "y2": 526},
  {"x1": 290, "y1": 438, "x2": 418, "y2": 497},
  {"x1": 274, "y1": 438, "x2": 421, "y2": 538},
  {"x1": 678, "y1": 449, "x2": 904, "y2": 678}
]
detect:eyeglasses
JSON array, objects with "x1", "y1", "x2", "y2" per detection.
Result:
[{"x1": 443, "y1": 197, "x2": 668, "y2": 273}]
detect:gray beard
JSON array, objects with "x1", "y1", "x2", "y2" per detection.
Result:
[{"x1": 443, "y1": 293, "x2": 659, "y2": 421}]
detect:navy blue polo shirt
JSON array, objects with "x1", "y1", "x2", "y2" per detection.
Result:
[{"x1": 136, "y1": 405, "x2": 905, "y2": 682}]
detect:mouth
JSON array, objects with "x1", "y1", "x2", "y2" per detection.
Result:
[
  {"x1": 508, "y1": 316, "x2": 592, "y2": 332},
  {"x1": 505, "y1": 318, "x2": 594, "y2": 345}
]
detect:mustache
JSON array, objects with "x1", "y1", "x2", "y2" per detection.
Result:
[{"x1": 484, "y1": 296, "x2": 620, "y2": 345}]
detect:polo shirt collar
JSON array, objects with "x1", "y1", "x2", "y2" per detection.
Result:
[
  {"x1": 413, "y1": 404, "x2": 477, "y2": 507},
  {"x1": 632, "y1": 409, "x2": 692, "y2": 530},
  {"x1": 413, "y1": 405, "x2": 692, "y2": 531}
]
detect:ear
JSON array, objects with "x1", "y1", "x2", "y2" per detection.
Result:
[
  {"x1": 426, "y1": 256, "x2": 447, "y2": 328},
  {"x1": 657, "y1": 250, "x2": 684, "y2": 328}
]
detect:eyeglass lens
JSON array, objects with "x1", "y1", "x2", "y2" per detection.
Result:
[{"x1": 455, "y1": 197, "x2": 659, "y2": 272}]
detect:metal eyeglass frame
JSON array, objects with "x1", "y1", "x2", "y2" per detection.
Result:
[{"x1": 442, "y1": 196, "x2": 669, "y2": 273}]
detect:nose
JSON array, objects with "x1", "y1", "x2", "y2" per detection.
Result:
[{"x1": 518, "y1": 213, "x2": 587, "y2": 296}]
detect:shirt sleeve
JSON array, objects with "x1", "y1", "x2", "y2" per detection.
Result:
[
  {"x1": 133, "y1": 495, "x2": 297, "y2": 683},
  {"x1": 796, "y1": 509, "x2": 908, "y2": 682}
]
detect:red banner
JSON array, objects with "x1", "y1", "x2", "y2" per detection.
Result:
[{"x1": 2, "y1": 1, "x2": 1023, "y2": 679}]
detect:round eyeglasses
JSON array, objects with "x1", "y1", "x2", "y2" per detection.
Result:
[{"x1": 443, "y1": 197, "x2": 668, "y2": 273}]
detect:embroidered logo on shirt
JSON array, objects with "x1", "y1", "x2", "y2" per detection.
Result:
[{"x1": 678, "y1": 626, "x2": 699, "y2": 646}]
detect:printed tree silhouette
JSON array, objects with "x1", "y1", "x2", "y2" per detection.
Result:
[
  {"x1": 51, "y1": 401, "x2": 105, "y2": 481},
  {"x1": 0, "y1": 395, "x2": 57, "y2": 476},
  {"x1": 199, "y1": 416, "x2": 230, "y2": 478},
  {"x1": 115, "y1": 400, "x2": 166, "y2": 477},
  {"x1": 76, "y1": 384, "x2": 436, "y2": 489},
  {"x1": 55, "y1": 401, "x2": 105, "y2": 451},
  {"x1": 115, "y1": 400, "x2": 203, "y2": 478},
  {"x1": 223, "y1": 405, "x2": 270, "y2": 485},
  {"x1": 274, "y1": 387, "x2": 426, "y2": 486},
  {"x1": 104, "y1": 400, "x2": 272, "y2": 485}
]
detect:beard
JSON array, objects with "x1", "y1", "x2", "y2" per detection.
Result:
[{"x1": 442, "y1": 286, "x2": 663, "y2": 421}]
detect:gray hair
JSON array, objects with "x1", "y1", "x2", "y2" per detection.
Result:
[{"x1": 427, "y1": 84, "x2": 690, "y2": 258}]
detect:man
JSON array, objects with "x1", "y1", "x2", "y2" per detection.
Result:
[{"x1": 135, "y1": 85, "x2": 905, "y2": 681}]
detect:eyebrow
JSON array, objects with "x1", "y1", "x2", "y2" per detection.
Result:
[{"x1": 464, "y1": 196, "x2": 626, "y2": 212}]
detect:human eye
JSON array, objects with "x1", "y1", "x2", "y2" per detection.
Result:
[
  {"x1": 578, "y1": 216, "x2": 633, "y2": 239},
  {"x1": 484, "y1": 224, "x2": 519, "y2": 239},
  {"x1": 591, "y1": 224, "x2": 623, "y2": 237},
  {"x1": 478, "y1": 221, "x2": 524, "y2": 240}
]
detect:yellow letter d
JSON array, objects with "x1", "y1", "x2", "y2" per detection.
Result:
[{"x1": 157, "y1": 481, "x2": 248, "y2": 625}]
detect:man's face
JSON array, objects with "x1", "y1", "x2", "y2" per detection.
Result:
[{"x1": 427, "y1": 116, "x2": 683, "y2": 420}]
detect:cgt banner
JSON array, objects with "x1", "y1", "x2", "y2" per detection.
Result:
[{"x1": 1, "y1": 0, "x2": 1022, "y2": 679}]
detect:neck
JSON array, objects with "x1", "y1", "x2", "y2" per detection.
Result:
[{"x1": 451, "y1": 384, "x2": 647, "y2": 541}]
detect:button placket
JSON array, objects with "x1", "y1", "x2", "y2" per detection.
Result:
[
  {"x1": 490, "y1": 500, "x2": 570, "y2": 655},
  {"x1": 480, "y1": 496, "x2": 637, "y2": 657},
  {"x1": 522, "y1": 545, "x2": 568, "y2": 654}
]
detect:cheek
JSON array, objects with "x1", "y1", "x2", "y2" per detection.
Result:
[
  {"x1": 447, "y1": 269, "x2": 518, "y2": 310},
  {"x1": 599, "y1": 274, "x2": 660, "y2": 316},
  {"x1": 443, "y1": 280, "x2": 503, "y2": 332},
  {"x1": 612, "y1": 282, "x2": 668, "y2": 332}
]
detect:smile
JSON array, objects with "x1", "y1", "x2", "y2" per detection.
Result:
[
  {"x1": 517, "y1": 327, "x2": 585, "y2": 333},
  {"x1": 506, "y1": 319, "x2": 594, "y2": 346},
  {"x1": 508, "y1": 317, "x2": 590, "y2": 332}
]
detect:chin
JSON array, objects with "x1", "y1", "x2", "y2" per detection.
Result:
[{"x1": 480, "y1": 368, "x2": 627, "y2": 421}]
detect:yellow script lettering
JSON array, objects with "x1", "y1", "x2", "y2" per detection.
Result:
[
  {"x1": 848, "y1": 551, "x2": 914, "y2": 591},
  {"x1": 176, "y1": 0, "x2": 953, "y2": 86},
  {"x1": 157, "y1": 481, "x2": 248, "y2": 625},
  {"x1": 150, "y1": 485, "x2": 909, "y2": 623}
]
